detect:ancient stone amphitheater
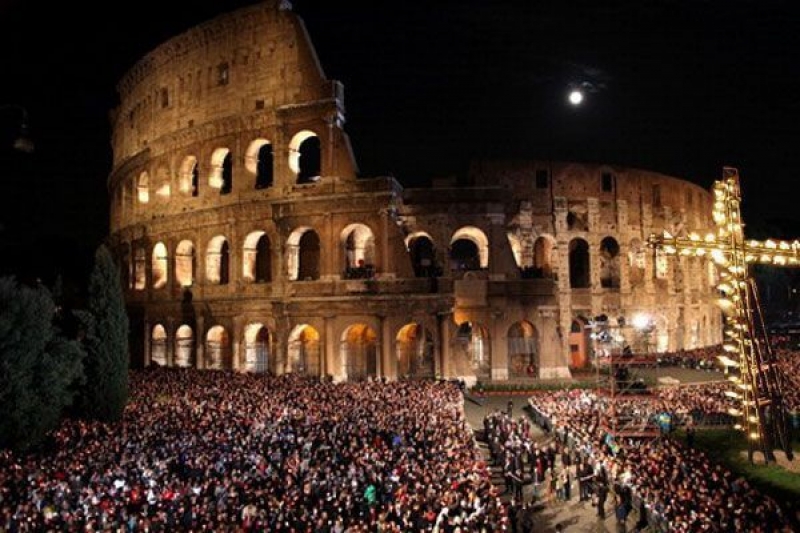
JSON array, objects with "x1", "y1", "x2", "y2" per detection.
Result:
[{"x1": 108, "y1": 0, "x2": 721, "y2": 382}]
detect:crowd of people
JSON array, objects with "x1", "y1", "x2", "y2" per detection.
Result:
[
  {"x1": 0, "y1": 370, "x2": 507, "y2": 532},
  {"x1": 527, "y1": 387, "x2": 798, "y2": 532}
]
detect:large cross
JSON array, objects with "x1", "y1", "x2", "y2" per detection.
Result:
[{"x1": 648, "y1": 167, "x2": 794, "y2": 463}]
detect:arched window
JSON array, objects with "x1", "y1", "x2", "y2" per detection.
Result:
[
  {"x1": 243, "y1": 231, "x2": 272, "y2": 283},
  {"x1": 450, "y1": 226, "x2": 489, "y2": 271},
  {"x1": 209, "y1": 148, "x2": 232, "y2": 194},
  {"x1": 179, "y1": 156, "x2": 199, "y2": 196},
  {"x1": 396, "y1": 323, "x2": 435, "y2": 378},
  {"x1": 206, "y1": 236, "x2": 230, "y2": 285},
  {"x1": 568, "y1": 238, "x2": 590, "y2": 288},
  {"x1": 175, "y1": 240, "x2": 195, "y2": 287},
  {"x1": 244, "y1": 323, "x2": 271, "y2": 373},
  {"x1": 289, "y1": 130, "x2": 321, "y2": 184},
  {"x1": 137, "y1": 172, "x2": 150, "y2": 204},
  {"x1": 287, "y1": 227, "x2": 321, "y2": 281},
  {"x1": 151, "y1": 324, "x2": 167, "y2": 366},
  {"x1": 341, "y1": 324, "x2": 378, "y2": 381},
  {"x1": 246, "y1": 139, "x2": 274, "y2": 189},
  {"x1": 152, "y1": 242, "x2": 168, "y2": 289},
  {"x1": 599, "y1": 237, "x2": 620, "y2": 288},
  {"x1": 341, "y1": 223, "x2": 376, "y2": 278},
  {"x1": 407, "y1": 233, "x2": 437, "y2": 278},
  {"x1": 288, "y1": 324, "x2": 321, "y2": 376}
]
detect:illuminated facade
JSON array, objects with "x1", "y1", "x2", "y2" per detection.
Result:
[{"x1": 108, "y1": 1, "x2": 721, "y2": 382}]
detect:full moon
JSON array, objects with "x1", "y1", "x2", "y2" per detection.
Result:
[{"x1": 568, "y1": 89, "x2": 584, "y2": 105}]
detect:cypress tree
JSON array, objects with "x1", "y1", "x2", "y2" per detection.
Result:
[
  {"x1": 79, "y1": 244, "x2": 130, "y2": 421},
  {"x1": 0, "y1": 277, "x2": 85, "y2": 450}
]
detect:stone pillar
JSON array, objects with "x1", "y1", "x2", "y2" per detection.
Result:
[
  {"x1": 166, "y1": 317, "x2": 175, "y2": 367},
  {"x1": 379, "y1": 209, "x2": 392, "y2": 278},
  {"x1": 322, "y1": 213, "x2": 337, "y2": 281},
  {"x1": 380, "y1": 316, "x2": 394, "y2": 380},
  {"x1": 232, "y1": 315, "x2": 245, "y2": 371},
  {"x1": 196, "y1": 315, "x2": 205, "y2": 369},
  {"x1": 491, "y1": 311, "x2": 508, "y2": 381},
  {"x1": 487, "y1": 213, "x2": 514, "y2": 280},
  {"x1": 143, "y1": 318, "x2": 151, "y2": 368},
  {"x1": 438, "y1": 312, "x2": 452, "y2": 379},
  {"x1": 324, "y1": 316, "x2": 337, "y2": 380}
]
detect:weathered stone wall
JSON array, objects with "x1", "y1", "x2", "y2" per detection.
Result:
[{"x1": 108, "y1": 2, "x2": 721, "y2": 382}]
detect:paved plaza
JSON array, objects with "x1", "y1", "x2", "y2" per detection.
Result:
[{"x1": 459, "y1": 365, "x2": 727, "y2": 532}]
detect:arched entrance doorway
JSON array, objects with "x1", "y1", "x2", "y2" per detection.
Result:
[
  {"x1": 396, "y1": 323, "x2": 435, "y2": 379},
  {"x1": 287, "y1": 324, "x2": 321, "y2": 376},
  {"x1": 341, "y1": 324, "x2": 378, "y2": 381},
  {"x1": 453, "y1": 321, "x2": 491, "y2": 379},
  {"x1": 206, "y1": 325, "x2": 229, "y2": 370},
  {"x1": 151, "y1": 324, "x2": 167, "y2": 366},
  {"x1": 244, "y1": 323, "x2": 271, "y2": 373},
  {"x1": 507, "y1": 321, "x2": 538, "y2": 377},
  {"x1": 175, "y1": 325, "x2": 194, "y2": 367}
]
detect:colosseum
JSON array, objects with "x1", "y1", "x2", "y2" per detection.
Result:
[{"x1": 108, "y1": 0, "x2": 722, "y2": 383}]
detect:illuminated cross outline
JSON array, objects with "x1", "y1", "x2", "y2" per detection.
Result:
[{"x1": 648, "y1": 167, "x2": 794, "y2": 463}]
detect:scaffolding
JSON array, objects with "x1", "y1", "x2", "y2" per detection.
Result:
[{"x1": 591, "y1": 314, "x2": 661, "y2": 439}]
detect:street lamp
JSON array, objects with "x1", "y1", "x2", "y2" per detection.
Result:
[{"x1": 0, "y1": 104, "x2": 34, "y2": 154}]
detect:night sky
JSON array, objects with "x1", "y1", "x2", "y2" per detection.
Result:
[{"x1": 1, "y1": 0, "x2": 799, "y2": 265}]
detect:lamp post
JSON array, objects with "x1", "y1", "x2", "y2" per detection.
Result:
[{"x1": 0, "y1": 104, "x2": 34, "y2": 153}]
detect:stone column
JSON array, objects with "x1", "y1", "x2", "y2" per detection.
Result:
[
  {"x1": 143, "y1": 318, "x2": 151, "y2": 368},
  {"x1": 166, "y1": 317, "x2": 175, "y2": 367},
  {"x1": 324, "y1": 316, "x2": 337, "y2": 380},
  {"x1": 232, "y1": 315, "x2": 245, "y2": 371},
  {"x1": 490, "y1": 310, "x2": 508, "y2": 381},
  {"x1": 380, "y1": 315, "x2": 394, "y2": 380},
  {"x1": 195, "y1": 315, "x2": 205, "y2": 369},
  {"x1": 380, "y1": 209, "x2": 391, "y2": 278},
  {"x1": 322, "y1": 213, "x2": 337, "y2": 281},
  {"x1": 437, "y1": 312, "x2": 452, "y2": 379}
]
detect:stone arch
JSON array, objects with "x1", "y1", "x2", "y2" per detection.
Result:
[
  {"x1": 341, "y1": 223, "x2": 376, "y2": 277},
  {"x1": 244, "y1": 323, "x2": 271, "y2": 373},
  {"x1": 206, "y1": 325, "x2": 230, "y2": 370},
  {"x1": 396, "y1": 323, "x2": 435, "y2": 379},
  {"x1": 151, "y1": 242, "x2": 168, "y2": 289},
  {"x1": 406, "y1": 232, "x2": 437, "y2": 278},
  {"x1": 175, "y1": 240, "x2": 195, "y2": 287},
  {"x1": 568, "y1": 238, "x2": 590, "y2": 288},
  {"x1": 155, "y1": 166, "x2": 170, "y2": 199},
  {"x1": 243, "y1": 231, "x2": 272, "y2": 283},
  {"x1": 532, "y1": 235, "x2": 555, "y2": 278},
  {"x1": 450, "y1": 226, "x2": 489, "y2": 271},
  {"x1": 507, "y1": 321, "x2": 538, "y2": 377},
  {"x1": 569, "y1": 317, "x2": 590, "y2": 369},
  {"x1": 137, "y1": 171, "x2": 150, "y2": 204},
  {"x1": 179, "y1": 155, "x2": 199, "y2": 196},
  {"x1": 206, "y1": 235, "x2": 230, "y2": 285},
  {"x1": 289, "y1": 130, "x2": 321, "y2": 184},
  {"x1": 599, "y1": 236, "x2": 621, "y2": 288},
  {"x1": 287, "y1": 227, "x2": 320, "y2": 281},
  {"x1": 175, "y1": 325, "x2": 194, "y2": 368},
  {"x1": 287, "y1": 324, "x2": 321, "y2": 376},
  {"x1": 340, "y1": 323, "x2": 378, "y2": 381},
  {"x1": 245, "y1": 138, "x2": 274, "y2": 189},
  {"x1": 452, "y1": 321, "x2": 491, "y2": 378},
  {"x1": 151, "y1": 324, "x2": 167, "y2": 366},
  {"x1": 134, "y1": 246, "x2": 147, "y2": 290},
  {"x1": 209, "y1": 147, "x2": 233, "y2": 194}
]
